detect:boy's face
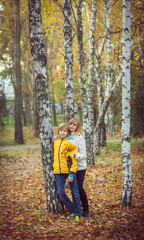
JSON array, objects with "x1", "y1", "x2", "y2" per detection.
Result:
[{"x1": 59, "y1": 128, "x2": 68, "y2": 139}]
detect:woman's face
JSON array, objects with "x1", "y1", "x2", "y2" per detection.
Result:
[{"x1": 68, "y1": 121, "x2": 77, "y2": 132}]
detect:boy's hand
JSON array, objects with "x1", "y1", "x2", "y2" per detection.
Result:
[{"x1": 67, "y1": 176, "x2": 73, "y2": 182}]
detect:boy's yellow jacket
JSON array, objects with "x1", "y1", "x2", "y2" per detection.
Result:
[{"x1": 53, "y1": 137, "x2": 78, "y2": 174}]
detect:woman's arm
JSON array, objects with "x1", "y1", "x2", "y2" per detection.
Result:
[{"x1": 74, "y1": 136, "x2": 87, "y2": 160}]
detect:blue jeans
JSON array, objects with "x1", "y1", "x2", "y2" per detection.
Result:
[{"x1": 55, "y1": 174, "x2": 81, "y2": 216}]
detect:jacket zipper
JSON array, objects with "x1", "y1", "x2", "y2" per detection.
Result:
[{"x1": 58, "y1": 139, "x2": 63, "y2": 174}]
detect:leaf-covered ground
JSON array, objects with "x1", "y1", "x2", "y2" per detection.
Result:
[{"x1": 0, "y1": 143, "x2": 144, "y2": 240}]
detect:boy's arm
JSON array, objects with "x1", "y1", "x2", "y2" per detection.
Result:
[{"x1": 67, "y1": 173, "x2": 74, "y2": 182}]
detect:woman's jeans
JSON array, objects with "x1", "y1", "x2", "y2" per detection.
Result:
[
  {"x1": 76, "y1": 169, "x2": 89, "y2": 212},
  {"x1": 55, "y1": 174, "x2": 81, "y2": 216}
]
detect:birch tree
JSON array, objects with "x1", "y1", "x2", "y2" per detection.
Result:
[
  {"x1": 14, "y1": 0, "x2": 24, "y2": 144},
  {"x1": 121, "y1": 0, "x2": 132, "y2": 206},
  {"x1": 76, "y1": 0, "x2": 92, "y2": 164},
  {"x1": 84, "y1": 0, "x2": 97, "y2": 164},
  {"x1": 64, "y1": 0, "x2": 74, "y2": 122},
  {"x1": 28, "y1": 0, "x2": 63, "y2": 213},
  {"x1": 104, "y1": 0, "x2": 115, "y2": 137},
  {"x1": 94, "y1": 72, "x2": 123, "y2": 155},
  {"x1": 95, "y1": 54, "x2": 106, "y2": 147}
]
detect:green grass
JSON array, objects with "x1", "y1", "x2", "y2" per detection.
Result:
[
  {"x1": 105, "y1": 142, "x2": 121, "y2": 151},
  {"x1": 2, "y1": 113, "x2": 81, "y2": 128},
  {"x1": 2, "y1": 115, "x2": 15, "y2": 128},
  {"x1": 131, "y1": 139, "x2": 144, "y2": 147},
  {"x1": 0, "y1": 148, "x2": 40, "y2": 165}
]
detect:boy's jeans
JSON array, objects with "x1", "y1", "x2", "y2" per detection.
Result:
[{"x1": 55, "y1": 174, "x2": 81, "y2": 216}]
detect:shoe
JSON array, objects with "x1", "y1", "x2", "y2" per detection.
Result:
[
  {"x1": 67, "y1": 213, "x2": 75, "y2": 220},
  {"x1": 82, "y1": 210, "x2": 89, "y2": 217},
  {"x1": 75, "y1": 215, "x2": 81, "y2": 221}
]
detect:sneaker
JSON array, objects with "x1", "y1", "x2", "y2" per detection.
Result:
[
  {"x1": 67, "y1": 213, "x2": 75, "y2": 220},
  {"x1": 75, "y1": 215, "x2": 80, "y2": 221},
  {"x1": 82, "y1": 210, "x2": 89, "y2": 217}
]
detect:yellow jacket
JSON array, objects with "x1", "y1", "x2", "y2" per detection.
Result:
[{"x1": 53, "y1": 137, "x2": 78, "y2": 174}]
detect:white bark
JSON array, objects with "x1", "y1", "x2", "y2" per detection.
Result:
[
  {"x1": 121, "y1": 0, "x2": 132, "y2": 206},
  {"x1": 104, "y1": 0, "x2": 115, "y2": 137},
  {"x1": 95, "y1": 58, "x2": 106, "y2": 147},
  {"x1": 84, "y1": 0, "x2": 97, "y2": 164},
  {"x1": 28, "y1": 0, "x2": 64, "y2": 213},
  {"x1": 94, "y1": 72, "x2": 123, "y2": 155},
  {"x1": 94, "y1": 28, "x2": 107, "y2": 147},
  {"x1": 76, "y1": 0, "x2": 92, "y2": 164},
  {"x1": 64, "y1": 0, "x2": 74, "y2": 122}
]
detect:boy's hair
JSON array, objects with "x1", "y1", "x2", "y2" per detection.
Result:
[
  {"x1": 68, "y1": 118, "x2": 81, "y2": 134},
  {"x1": 58, "y1": 123, "x2": 70, "y2": 136}
]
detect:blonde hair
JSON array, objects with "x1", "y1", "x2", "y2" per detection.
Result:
[
  {"x1": 58, "y1": 123, "x2": 70, "y2": 136},
  {"x1": 68, "y1": 118, "x2": 81, "y2": 134}
]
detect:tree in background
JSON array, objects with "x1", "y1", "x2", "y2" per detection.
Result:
[
  {"x1": 0, "y1": 88, "x2": 7, "y2": 131},
  {"x1": 28, "y1": 0, "x2": 63, "y2": 213},
  {"x1": 64, "y1": 0, "x2": 74, "y2": 122},
  {"x1": 76, "y1": 0, "x2": 92, "y2": 164},
  {"x1": 85, "y1": 0, "x2": 97, "y2": 164},
  {"x1": 104, "y1": 0, "x2": 115, "y2": 137},
  {"x1": 121, "y1": 0, "x2": 132, "y2": 206},
  {"x1": 14, "y1": 0, "x2": 24, "y2": 144}
]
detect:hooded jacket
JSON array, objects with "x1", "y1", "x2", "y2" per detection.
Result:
[{"x1": 53, "y1": 137, "x2": 78, "y2": 174}]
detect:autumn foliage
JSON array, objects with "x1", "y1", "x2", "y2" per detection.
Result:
[{"x1": 0, "y1": 142, "x2": 144, "y2": 239}]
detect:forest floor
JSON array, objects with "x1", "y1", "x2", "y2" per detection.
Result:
[{"x1": 0, "y1": 140, "x2": 144, "y2": 240}]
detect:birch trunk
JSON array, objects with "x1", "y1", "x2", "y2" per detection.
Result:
[
  {"x1": 28, "y1": 0, "x2": 64, "y2": 213},
  {"x1": 121, "y1": 0, "x2": 132, "y2": 206},
  {"x1": 14, "y1": 0, "x2": 24, "y2": 144},
  {"x1": 85, "y1": 0, "x2": 97, "y2": 164},
  {"x1": 64, "y1": 0, "x2": 74, "y2": 122},
  {"x1": 94, "y1": 72, "x2": 123, "y2": 155},
  {"x1": 76, "y1": 0, "x2": 93, "y2": 164},
  {"x1": 104, "y1": 0, "x2": 115, "y2": 137},
  {"x1": 95, "y1": 59, "x2": 106, "y2": 147}
]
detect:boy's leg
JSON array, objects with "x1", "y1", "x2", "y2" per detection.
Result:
[
  {"x1": 55, "y1": 174, "x2": 74, "y2": 213},
  {"x1": 69, "y1": 175, "x2": 81, "y2": 216}
]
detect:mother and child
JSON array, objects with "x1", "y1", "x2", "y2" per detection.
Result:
[{"x1": 53, "y1": 118, "x2": 89, "y2": 221}]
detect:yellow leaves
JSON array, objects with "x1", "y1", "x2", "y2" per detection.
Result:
[{"x1": 1, "y1": 142, "x2": 144, "y2": 239}]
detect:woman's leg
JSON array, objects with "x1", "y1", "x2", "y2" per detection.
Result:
[
  {"x1": 76, "y1": 170, "x2": 89, "y2": 214},
  {"x1": 55, "y1": 174, "x2": 74, "y2": 213},
  {"x1": 69, "y1": 175, "x2": 81, "y2": 216}
]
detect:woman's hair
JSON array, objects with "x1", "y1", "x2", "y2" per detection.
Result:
[
  {"x1": 58, "y1": 123, "x2": 70, "y2": 136},
  {"x1": 68, "y1": 118, "x2": 81, "y2": 134}
]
